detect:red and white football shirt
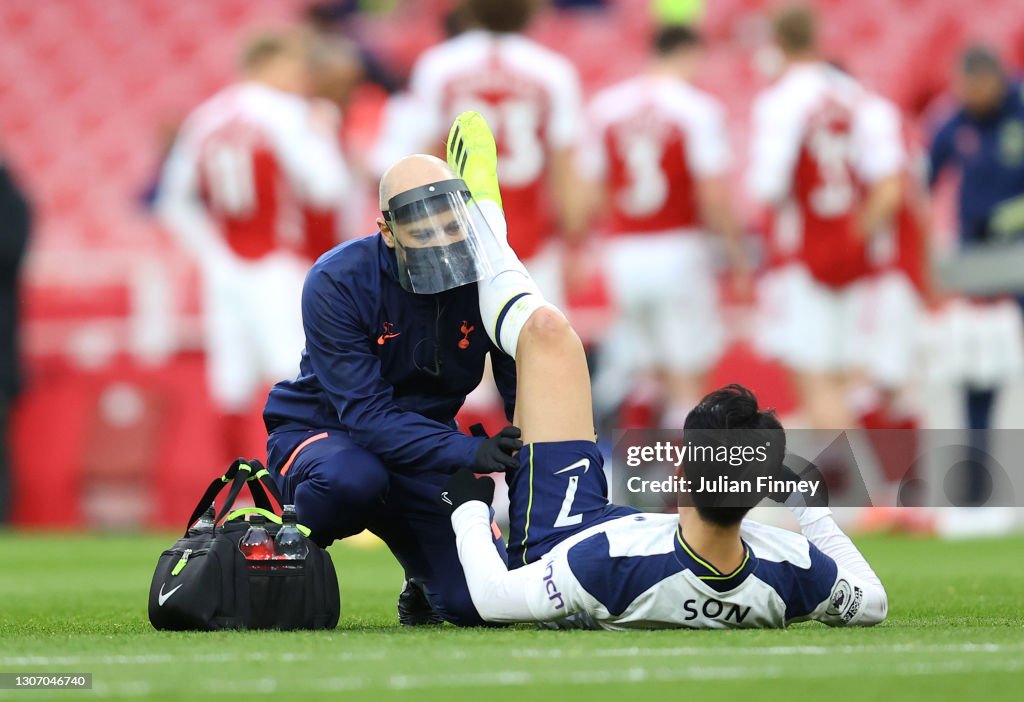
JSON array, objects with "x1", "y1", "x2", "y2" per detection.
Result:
[
  {"x1": 160, "y1": 82, "x2": 349, "y2": 263},
  {"x1": 409, "y1": 30, "x2": 583, "y2": 260},
  {"x1": 747, "y1": 64, "x2": 904, "y2": 288},
  {"x1": 579, "y1": 74, "x2": 731, "y2": 236}
]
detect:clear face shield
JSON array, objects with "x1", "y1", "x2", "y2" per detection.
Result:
[{"x1": 382, "y1": 179, "x2": 503, "y2": 294}]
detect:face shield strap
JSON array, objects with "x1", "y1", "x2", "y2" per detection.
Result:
[{"x1": 381, "y1": 178, "x2": 471, "y2": 220}]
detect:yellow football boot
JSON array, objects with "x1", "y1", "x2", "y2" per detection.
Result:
[{"x1": 446, "y1": 111, "x2": 502, "y2": 208}]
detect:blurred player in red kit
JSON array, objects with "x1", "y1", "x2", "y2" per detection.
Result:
[
  {"x1": 861, "y1": 100, "x2": 931, "y2": 460},
  {"x1": 747, "y1": 7, "x2": 904, "y2": 431},
  {"x1": 576, "y1": 25, "x2": 751, "y2": 428},
  {"x1": 853, "y1": 89, "x2": 937, "y2": 530},
  {"x1": 157, "y1": 30, "x2": 350, "y2": 460},
  {"x1": 399, "y1": 0, "x2": 583, "y2": 303}
]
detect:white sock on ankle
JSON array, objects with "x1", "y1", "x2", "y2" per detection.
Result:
[{"x1": 475, "y1": 201, "x2": 557, "y2": 358}]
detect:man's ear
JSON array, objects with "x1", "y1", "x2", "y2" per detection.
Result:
[{"x1": 377, "y1": 216, "x2": 395, "y2": 248}]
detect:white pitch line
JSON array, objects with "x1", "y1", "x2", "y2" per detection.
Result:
[
  {"x1": 509, "y1": 641, "x2": 1020, "y2": 659},
  {"x1": 0, "y1": 641, "x2": 1019, "y2": 668},
  {"x1": 0, "y1": 649, "x2": 387, "y2": 667},
  {"x1": 13, "y1": 658, "x2": 1020, "y2": 699}
]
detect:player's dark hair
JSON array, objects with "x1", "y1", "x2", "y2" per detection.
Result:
[
  {"x1": 773, "y1": 4, "x2": 816, "y2": 55},
  {"x1": 681, "y1": 385, "x2": 786, "y2": 527},
  {"x1": 960, "y1": 45, "x2": 1004, "y2": 78},
  {"x1": 466, "y1": 0, "x2": 536, "y2": 34},
  {"x1": 653, "y1": 24, "x2": 702, "y2": 56},
  {"x1": 240, "y1": 30, "x2": 304, "y2": 72},
  {"x1": 443, "y1": 5, "x2": 473, "y2": 39}
]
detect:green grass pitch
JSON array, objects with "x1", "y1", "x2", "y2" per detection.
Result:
[{"x1": 1, "y1": 531, "x2": 1022, "y2": 701}]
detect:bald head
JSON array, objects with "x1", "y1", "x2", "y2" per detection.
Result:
[{"x1": 379, "y1": 154, "x2": 455, "y2": 210}]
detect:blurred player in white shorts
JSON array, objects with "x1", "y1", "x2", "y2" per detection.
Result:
[
  {"x1": 158, "y1": 30, "x2": 349, "y2": 459},
  {"x1": 748, "y1": 7, "x2": 904, "y2": 429},
  {"x1": 577, "y1": 25, "x2": 750, "y2": 427}
]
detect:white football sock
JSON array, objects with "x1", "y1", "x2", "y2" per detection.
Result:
[{"x1": 476, "y1": 201, "x2": 557, "y2": 358}]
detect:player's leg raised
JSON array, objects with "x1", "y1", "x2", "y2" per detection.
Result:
[
  {"x1": 446, "y1": 111, "x2": 595, "y2": 444},
  {"x1": 513, "y1": 307, "x2": 594, "y2": 444},
  {"x1": 447, "y1": 111, "x2": 623, "y2": 569}
]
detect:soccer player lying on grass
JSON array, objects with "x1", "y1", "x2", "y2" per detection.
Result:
[{"x1": 441, "y1": 111, "x2": 888, "y2": 630}]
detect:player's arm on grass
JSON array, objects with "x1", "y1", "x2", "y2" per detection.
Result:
[
  {"x1": 302, "y1": 269, "x2": 513, "y2": 473},
  {"x1": 791, "y1": 505, "x2": 888, "y2": 626},
  {"x1": 443, "y1": 472, "x2": 573, "y2": 623}
]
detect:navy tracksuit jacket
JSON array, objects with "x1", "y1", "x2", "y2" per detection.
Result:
[
  {"x1": 264, "y1": 232, "x2": 516, "y2": 466},
  {"x1": 262, "y1": 232, "x2": 516, "y2": 625}
]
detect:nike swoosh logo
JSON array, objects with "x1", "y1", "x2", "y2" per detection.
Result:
[
  {"x1": 441, "y1": 491, "x2": 452, "y2": 506},
  {"x1": 553, "y1": 458, "x2": 590, "y2": 475},
  {"x1": 377, "y1": 333, "x2": 401, "y2": 345},
  {"x1": 158, "y1": 583, "x2": 184, "y2": 606}
]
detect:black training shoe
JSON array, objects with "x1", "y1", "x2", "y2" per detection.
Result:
[{"x1": 397, "y1": 578, "x2": 445, "y2": 626}]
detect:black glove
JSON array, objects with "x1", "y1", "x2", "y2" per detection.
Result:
[
  {"x1": 440, "y1": 470, "x2": 496, "y2": 513},
  {"x1": 474, "y1": 425, "x2": 522, "y2": 472}
]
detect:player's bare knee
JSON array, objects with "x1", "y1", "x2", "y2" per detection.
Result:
[{"x1": 520, "y1": 306, "x2": 576, "y2": 352}]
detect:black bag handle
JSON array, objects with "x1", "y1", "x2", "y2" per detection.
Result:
[
  {"x1": 249, "y1": 459, "x2": 284, "y2": 508},
  {"x1": 213, "y1": 459, "x2": 285, "y2": 524},
  {"x1": 237, "y1": 459, "x2": 285, "y2": 518},
  {"x1": 183, "y1": 458, "x2": 285, "y2": 536}
]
